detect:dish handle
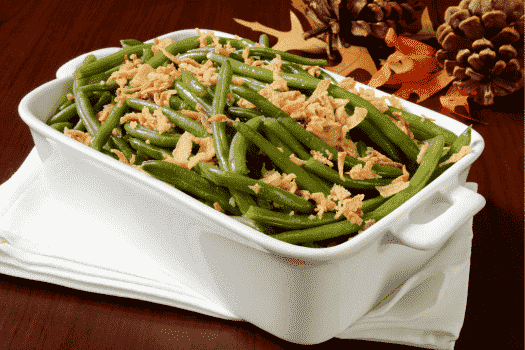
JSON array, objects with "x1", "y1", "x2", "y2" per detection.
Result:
[{"x1": 391, "y1": 183, "x2": 485, "y2": 251}]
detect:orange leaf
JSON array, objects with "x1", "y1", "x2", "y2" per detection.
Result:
[{"x1": 367, "y1": 28, "x2": 452, "y2": 102}]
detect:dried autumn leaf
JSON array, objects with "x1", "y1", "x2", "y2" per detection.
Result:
[
  {"x1": 440, "y1": 84, "x2": 469, "y2": 115},
  {"x1": 367, "y1": 28, "x2": 455, "y2": 102},
  {"x1": 324, "y1": 45, "x2": 378, "y2": 77},
  {"x1": 233, "y1": 11, "x2": 326, "y2": 53}
]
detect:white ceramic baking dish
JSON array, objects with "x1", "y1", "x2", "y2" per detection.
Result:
[{"x1": 18, "y1": 29, "x2": 486, "y2": 345}]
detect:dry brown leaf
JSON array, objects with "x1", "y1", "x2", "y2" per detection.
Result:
[
  {"x1": 367, "y1": 28, "x2": 454, "y2": 102},
  {"x1": 233, "y1": 11, "x2": 326, "y2": 53},
  {"x1": 324, "y1": 45, "x2": 378, "y2": 77}
]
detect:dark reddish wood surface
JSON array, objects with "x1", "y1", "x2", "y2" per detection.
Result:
[{"x1": 0, "y1": 0, "x2": 523, "y2": 349}]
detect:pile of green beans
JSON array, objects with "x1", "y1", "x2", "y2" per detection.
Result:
[{"x1": 45, "y1": 33, "x2": 473, "y2": 248}]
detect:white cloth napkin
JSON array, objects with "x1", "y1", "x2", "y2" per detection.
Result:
[{"x1": 0, "y1": 148, "x2": 474, "y2": 349}]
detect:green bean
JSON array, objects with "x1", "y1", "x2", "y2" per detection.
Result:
[
  {"x1": 385, "y1": 107, "x2": 458, "y2": 146},
  {"x1": 212, "y1": 60, "x2": 233, "y2": 171},
  {"x1": 370, "y1": 135, "x2": 445, "y2": 220},
  {"x1": 47, "y1": 103, "x2": 77, "y2": 125},
  {"x1": 79, "y1": 81, "x2": 119, "y2": 94},
  {"x1": 356, "y1": 140, "x2": 367, "y2": 158},
  {"x1": 216, "y1": 36, "x2": 255, "y2": 49},
  {"x1": 178, "y1": 51, "x2": 210, "y2": 63},
  {"x1": 304, "y1": 158, "x2": 392, "y2": 190},
  {"x1": 74, "y1": 92, "x2": 100, "y2": 137},
  {"x1": 120, "y1": 39, "x2": 145, "y2": 47},
  {"x1": 328, "y1": 86, "x2": 420, "y2": 163},
  {"x1": 141, "y1": 160, "x2": 239, "y2": 215},
  {"x1": 360, "y1": 195, "x2": 387, "y2": 213},
  {"x1": 58, "y1": 98, "x2": 74, "y2": 111},
  {"x1": 195, "y1": 162, "x2": 259, "y2": 218},
  {"x1": 110, "y1": 135, "x2": 140, "y2": 164},
  {"x1": 242, "y1": 47, "x2": 328, "y2": 67},
  {"x1": 263, "y1": 118, "x2": 310, "y2": 160},
  {"x1": 126, "y1": 97, "x2": 210, "y2": 138},
  {"x1": 144, "y1": 36, "x2": 203, "y2": 69},
  {"x1": 199, "y1": 166, "x2": 314, "y2": 213},
  {"x1": 226, "y1": 106, "x2": 264, "y2": 120},
  {"x1": 271, "y1": 213, "x2": 371, "y2": 244},
  {"x1": 233, "y1": 75, "x2": 267, "y2": 91},
  {"x1": 212, "y1": 60, "x2": 232, "y2": 115},
  {"x1": 91, "y1": 101, "x2": 129, "y2": 151},
  {"x1": 230, "y1": 84, "x2": 289, "y2": 119},
  {"x1": 427, "y1": 126, "x2": 472, "y2": 184},
  {"x1": 233, "y1": 120, "x2": 332, "y2": 194},
  {"x1": 208, "y1": 53, "x2": 321, "y2": 91},
  {"x1": 355, "y1": 118, "x2": 402, "y2": 162},
  {"x1": 172, "y1": 80, "x2": 214, "y2": 116},
  {"x1": 76, "y1": 44, "x2": 153, "y2": 78},
  {"x1": 229, "y1": 116, "x2": 264, "y2": 175},
  {"x1": 93, "y1": 91, "x2": 113, "y2": 110},
  {"x1": 246, "y1": 206, "x2": 341, "y2": 229},
  {"x1": 86, "y1": 66, "x2": 121, "y2": 86},
  {"x1": 142, "y1": 47, "x2": 154, "y2": 62},
  {"x1": 277, "y1": 116, "x2": 403, "y2": 178},
  {"x1": 169, "y1": 95, "x2": 191, "y2": 111},
  {"x1": 50, "y1": 122, "x2": 73, "y2": 132},
  {"x1": 182, "y1": 69, "x2": 212, "y2": 98},
  {"x1": 259, "y1": 34, "x2": 270, "y2": 48},
  {"x1": 317, "y1": 69, "x2": 338, "y2": 83},
  {"x1": 73, "y1": 119, "x2": 86, "y2": 131},
  {"x1": 73, "y1": 55, "x2": 102, "y2": 137},
  {"x1": 123, "y1": 121, "x2": 181, "y2": 148},
  {"x1": 439, "y1": 126, "x2": 471, "y2": 163},
  {"x1": 127, "y1": 137, "x2": 172, "y2": 160}
]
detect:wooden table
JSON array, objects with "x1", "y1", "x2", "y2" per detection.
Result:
[{"x1": 1, "y1": 0, "x2": 523, "y2": 349}]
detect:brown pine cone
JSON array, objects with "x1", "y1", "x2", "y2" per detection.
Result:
[
  {"x1": 436, "y1": 0, "x2": 524, "y2": 105},
  {"x1": 302, "y1": 0, "x2": 425, "y2": 58}
]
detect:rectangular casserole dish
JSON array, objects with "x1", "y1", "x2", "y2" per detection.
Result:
[{"x1": 18, "y1": 29, "x2": 486, "y2": 345}]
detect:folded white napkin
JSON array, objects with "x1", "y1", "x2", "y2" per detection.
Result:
[{"x1": 0, "y1": 148, "x2": 474, "y2": 349}]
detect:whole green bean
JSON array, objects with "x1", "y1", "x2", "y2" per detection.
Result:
[
  {"x1": 233, "y1": 120, "x2": 332, "y2": 195},
  {"x1": 76, "y1": 44, "x2": 153, "y2": 78},
  {"x1": 47, "y1": 103, "x2": 77, "y2": 125},
  {"x1": 226, "y1": 106, "x2": 265, "y2": 120},
  {"x1": 120, "y1": 39, "x2": 145, "y2": 47},
  {"x1": 127, "y1": 137, "x2": 172, "y2": 160},
  {"x1": 141, "y1": 160, "x2": 239, "y2": 215},
  {"x1": 212, "y1": 60, "x2": 233, "y2": 171},
  {"x1": 304, "y1": 158, "x2": 393, "y2": 190},
  {"x1": 259, "y1": 34, "x2": 270, "y2": 48},
  {"x1": 172, "y1": 80, "x2": 214, "y2": 116},
  {"x1": 229, "y1": 116, "x2": 264, "y2": 175},
  {"x1": 91, "y1": 101, "x2": 129, "y2": 151},
  {"x1": 243, "y1": 47, "x2": 328, "y2": 66},
  {"x1": 329, "y1": 86, "x2": 420, "y2": 163},
  {"x1": 182, "y1": 69, "x2": 212, "y2": 98},
  {"x1": 208, "y1": 53, "x2": 321, "y2": 91},
  {"x1": 230, "y1": 84, "x2": 289, "y2": 119},
  {"x1": 277, "y1": 116, "x2": 403, "y2": 178},
  {"x1": 144, "y1": 36, "x2": 203, "y2": 69},
  {"x1": 50, "y1": 122, "x2": 73, "y2": 132},
  {"x1": 199, "y1": 166, "x2": 314, "y2": 213},
  {"x1": 123, "y1": 121, "x2": 181, "y2": 148},
  {"x1": 355, "y1": 118, "x2": 402, "y2": 162},
  {"x1": 385, "y1": 106, "x2": 458, "y2": 146},
  {"x1": 262, "y1": 118, "x2": 310, "y2": 160},
  {"x1": 126, "y1": 97, "x2": 210, "y2": 138},
  {"x1": 371, "y1": 135, "x2": 445, "y2": 221}
]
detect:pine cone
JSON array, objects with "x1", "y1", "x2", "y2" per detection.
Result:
[
  {"x1": 303, "y1": 0, "x2": 425, "y2": 58},
  {"x1": 436, "y1": 0, "x2": 524, "y2": 105}
]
